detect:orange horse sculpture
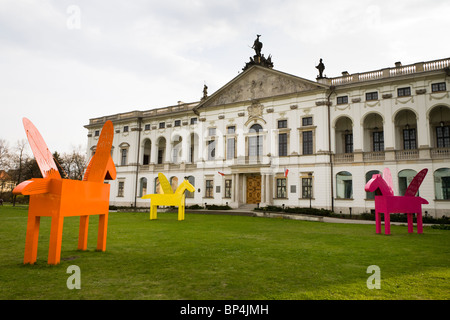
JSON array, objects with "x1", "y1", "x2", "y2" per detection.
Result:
[
  {"x1": 13, "y1": 118, "x2": 116, "y2": 265},
  {"x1": 365, "y1": 168, "x2": 428, "y2": 235}
]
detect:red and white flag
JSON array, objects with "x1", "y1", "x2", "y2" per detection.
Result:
[
  {"x1": 218, "y1": 172, "x2": 225, "y2": 176},
  {"x1": 284, "y1": 168, "x2": 289, "y2": 177}
]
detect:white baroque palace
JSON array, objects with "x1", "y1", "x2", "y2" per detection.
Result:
[{"x1": 85, "y1": 55, "x2": 450, "y2": 217}]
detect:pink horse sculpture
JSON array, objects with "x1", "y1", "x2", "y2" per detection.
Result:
[{"x1": 365, "y1": 168, "x2": 428, "y2": 235}]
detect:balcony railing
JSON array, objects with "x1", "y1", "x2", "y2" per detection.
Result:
[
  {"x1": 395, "y1": 149, "x2": 419, "y2": 160},
  {"x1": 363, "y1": 151, "x2": 385, "y2": 162},
  {"x1": 431, "y1": 148, "x2": 450, "y2": 159},
  {"x1": 330, "y1": 57, "x2": 450, "y2": 86}
]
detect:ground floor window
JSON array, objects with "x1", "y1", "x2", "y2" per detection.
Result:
[
  {"x1": 118, "y1": 181, "x2": 124, "y2": 197},
  {"x1": 336, "y1": 171, "x2": 352, "y2": 199},
  {"x1": 205, "y1": 180, "x2": 214, "y2": 198},
  {"x1": 186, "y1": 176, "x2": 195, "y2": 198},
  {"x1": 302, "y1": 177, "x2": 312, "y2": 198},
  {"x1": 224, "y1": 179, "x2": 232, "y2": 198},
  {"x1": 434, "y1": 168, "x2": 450, "y2": 200},
  {"x1": 276, "y1": 178, "x2": 287, "y2": 198}
]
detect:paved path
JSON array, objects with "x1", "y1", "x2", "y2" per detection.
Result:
[{"x1": 188, "y1": 208, "x2": 434, "y2": 227}]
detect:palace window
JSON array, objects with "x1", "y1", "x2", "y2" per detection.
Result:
[
  {"x1": 227, "y1": 137, "x2": 235, "y2": 159},
  {"x1": 123, "y1": 126, "x2": 129, "y2": 133},
  {"x1": 278, "y1": 120, "x2": 287, "y2": 129},
  {"x1": 190, "y1": 117, "x2": 198, "y2": 125},
  {"x1": 248, "y1": 124, "x2": 263, "y2": 157},
  {"x1": 207, "y1": 140, "x2": 216, "y2": 160},
  {"x1": 120, "y1": 148, "x2": 128, "y2": 165},
  {"x1": 224, "y1": 179, "x2": 232, "y2": 198},
  {"x1": 302, "y1": 117, "x2": 313, "y2": 126},
  {"x1": 208, "y1": 127, "x2": 216, "y2": 136},
  {"x1": 345, "y1": 133, "x2": 353, "y2": 153},
  {"x1": 276, "y1": 178, "x2": 287, "y2": 198},
  {"x1": 117, "y1": 181, "x2": 124, "y2": 197},
  {"x1": 174, "y1": 120, "x2": 181, "y2": 127},
  {"x1": 432, "y1": 82, "x2": 446, "y2": 92},
  {"x1": 366, "y1": 92, "x2": 378, "y2": 101},
  {"x1": 302, "y1": 177, "x2": 313, "y2": 199},
  {"x1": 397, "y1": 87, "x2": 411, "y2": 97},
  {"x1": 139, "y1": 177, "x2": 147, "y2": 197},
  {"x1": 144, "y1": 124, "x2": 150, "y2": 131},
  {"x1": 336, "y1": 171, "x2": 352, "y2": 199},
  {"x1": 436, "y1": 126, "x2": 450, "y2": 148},
  {"x1": 205, "y1": 180, "x2": 214, "y2": 198},
  {"x1": 159, "y1": 122, "x2": 165, "y2": 129},
  {"x1": 279, "y1": 133, "x2": 288, "y2": 156},
  {"x1": 302, "y1": 131, "x2": 313, "y2": 155},
  {"x1": 434, "y1": 168, "x2": 450, "y2": 200},
  {"x1": 227, "y1": 126, "x2": 236, "y2": 134},
  {"x1": 373, "y1": 131, "x2": 384, "y2": 152},
  {"x1": 157, "y1": 149, "x2": 164, "y2": 164},
  {"x1": 186, "y1": 176, "x2": 195, "y2": 198},
  {"x1": 94, "y1": 130, "x2": 100, "y2": 137},
  {"x1": 337, "y1": 96, "x2": 348, "y2": 105},
  {"x1": 403, "y1": 128, "x2": 417, "y2": 150}
]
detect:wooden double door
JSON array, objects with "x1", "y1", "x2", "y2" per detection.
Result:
[{"x1": 246, "y1": 175, "x2": 261, "y2": 204}]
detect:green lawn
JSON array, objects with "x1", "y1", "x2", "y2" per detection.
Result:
[{"x1": 0, "y1": 205, "x2": 449, "y2": 300}]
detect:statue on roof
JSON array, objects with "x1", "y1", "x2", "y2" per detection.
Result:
[
  {"x1": 316, "y1": 58, "x2": 325, "y2": 79},
  {"x1": 252, "y1": 34, "x2": 263, "y2": 57},
  {"x1": 243, "y1": 35, "x2": 274, "y2": 71}
]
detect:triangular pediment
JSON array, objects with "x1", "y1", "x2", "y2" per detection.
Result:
[{"x1": 195, "y1": 66, "x2": 328, "y2": 111}]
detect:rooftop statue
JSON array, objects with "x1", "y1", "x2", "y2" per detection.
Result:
[{"x1": 316, "y1": 58, "x2": 325, "y2": 79}]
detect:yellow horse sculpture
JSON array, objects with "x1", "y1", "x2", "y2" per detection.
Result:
[{"x1": 142, "y1": 173, "x2": 195, "y2": 220}]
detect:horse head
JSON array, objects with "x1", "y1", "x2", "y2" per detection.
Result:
[{"x1": 365, "y1": 174, "x2": 394, "y2": 196}]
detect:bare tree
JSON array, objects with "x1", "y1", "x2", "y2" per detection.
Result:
[{"x1": 0, "y1": 139, "x2": 11, "y2": 170}]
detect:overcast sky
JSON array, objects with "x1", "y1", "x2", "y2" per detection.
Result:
[{"x1": 1, "y1": 0, "x2": 449, "y2": 155}]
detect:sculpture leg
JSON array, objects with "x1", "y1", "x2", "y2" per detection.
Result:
[
  {"x1": 97, "y1": 213, "x2": 108, "y2": 251},
  {"x1": 48, "y1": 215, "x2": 64, "y2": 265},
  {"x1": 384, "y1": 213, "x2": 391, "y2": 235},
  {"x1": 24, "y1": 215, "x2": 40, "y2": 264},
  {"x1": 78, "y1": 215, "x2": 89, "y2": 250},
  {"x1": 150, "y1": 205, "x2": 157, "y2": 220},
  {"x1": 375, "y1": 210, "x2": 381, "y2": 234},
  {"x1": 178, "y1": 205, "x2": 184, "y2": 221},
  {"x1": 407, "y1": 213, "x2": 413, "y2": 233},
  {"x1": 417, "y1": 211, "x2": 423, "y2": 234}
]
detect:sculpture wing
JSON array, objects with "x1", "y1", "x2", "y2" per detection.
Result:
[
  {"x1": 404, "y1": 169, "x2": 428, "y2": 197},
  {"x1": 13, "y1": 178, "x2": 51, "y2": 195},
  {"x1": 158, "y1": 173, "x2": 173, "y2": 194},
  {"x1": 85, "y1": 120, "x2": 115, "y2": 182},
  {"x1": 382, "y1": 167, "x2": 394, "y2": 196},
  {"x1": 22, "y1": 118, "x2": 61, "y2": 179}
]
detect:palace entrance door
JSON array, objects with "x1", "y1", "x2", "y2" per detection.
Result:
[{"x1": 246, "y1": 175, "x2": 261, "y2": 204}]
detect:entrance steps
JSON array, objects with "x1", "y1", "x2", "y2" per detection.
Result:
[{"x1": 238, "y1": 204, "x2": 258, "y2": 211}]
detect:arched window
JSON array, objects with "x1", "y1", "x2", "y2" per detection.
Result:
[
  {"x1": 249, "y1": 124, "x2": 263, "y2": 157},
  {"x1": 398, "y1": 169, "x2": 417, "y2": 196},
  {"x1": 154, "y1": 177, "x2": 161, "y2": 194},
  {"x1": 139, "y1": 177, "x2": 147, "y2": 197},
  {"x1": 186, "y1": 176, "x2": 195, "y2": 198},
  {"x1": 365, "y1": 170, "x2": 381, "y2": 200},
  {"x1": 336, "y1": 171, "x2": 353, "y2": 199},
  {"x1": 170, "y1": 176, "x2": 179, "y2": 193},
  {"x1": 434, "y1": 168, "x2": 450, "y2": 200}
]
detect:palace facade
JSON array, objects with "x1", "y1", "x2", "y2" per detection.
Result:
[{"x1": 85, "y1": 54, "x2": 450, "y2": 217}]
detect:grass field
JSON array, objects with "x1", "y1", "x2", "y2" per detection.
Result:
[{"x1": 0, "y1": 205, "x2": 449, "y2": 300}]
